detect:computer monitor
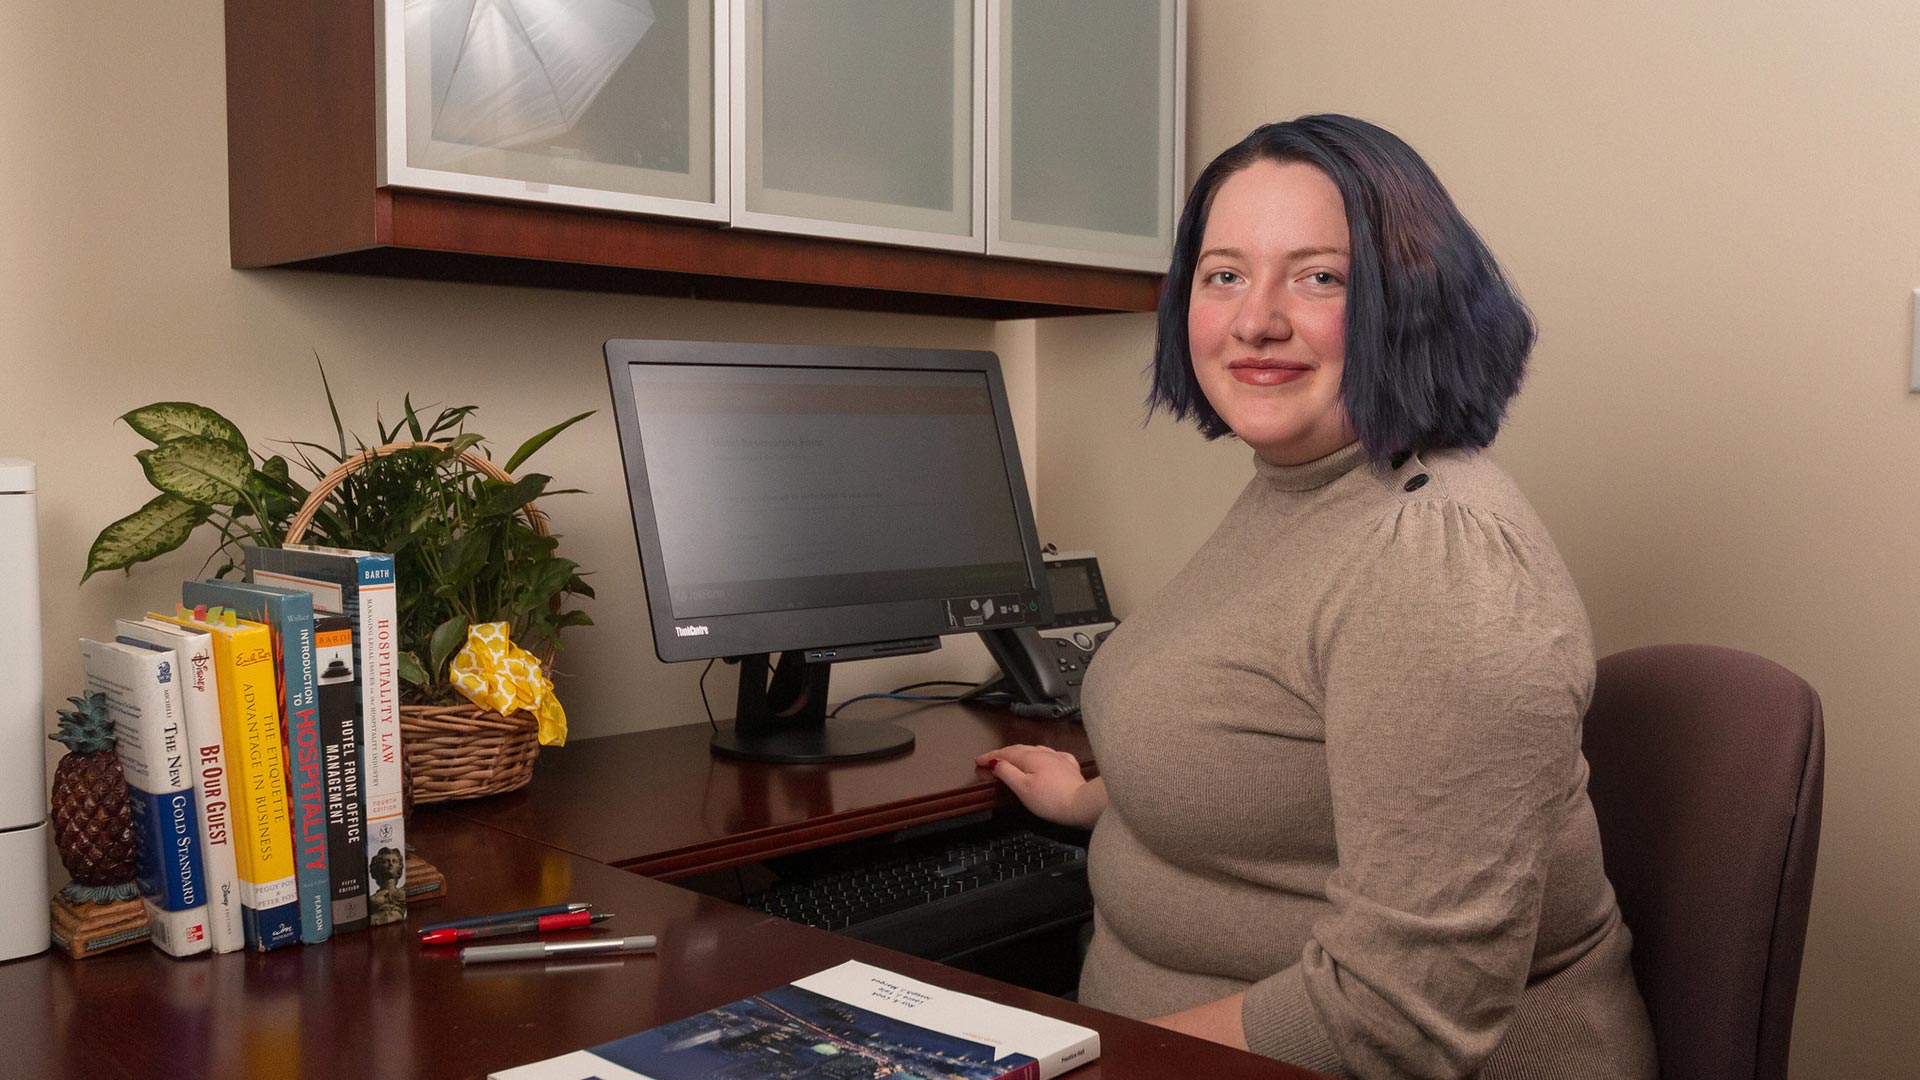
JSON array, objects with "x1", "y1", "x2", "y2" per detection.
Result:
[{"x1": 604, "y1": 339, "x2": 1052, "y2": 764}]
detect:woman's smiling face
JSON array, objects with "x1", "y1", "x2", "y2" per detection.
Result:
[{"x1": 1187, "y1": 160, "x2": 1356, "y2": 466}]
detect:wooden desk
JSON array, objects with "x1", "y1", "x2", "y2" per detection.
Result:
[
  {"x1": 0, "y1": 812, "x2": 1319, "y2": 1079},
  {"x1": 445, "y1": 701, "x2": 1096, "y2": 878},
  {"x1": 0, "y1": 705, "x2": 1326, "y2": 1079}
]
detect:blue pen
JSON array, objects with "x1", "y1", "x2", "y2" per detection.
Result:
[{"x1": 418, "y1": 902, "x2": 591, "y2": 936}]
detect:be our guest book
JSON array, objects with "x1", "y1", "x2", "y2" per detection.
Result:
[{"x1": 491, "y1": 960, "x2": 1100, "y2": 1080}]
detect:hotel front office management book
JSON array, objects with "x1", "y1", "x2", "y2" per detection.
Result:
[{"x1": 492, "y1": 960, "x2": 1099, "y2": 1080}]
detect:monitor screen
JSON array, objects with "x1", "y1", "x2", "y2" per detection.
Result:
[{"x1": 606, "y1": 340, "x2": 1050, "y2": 666}]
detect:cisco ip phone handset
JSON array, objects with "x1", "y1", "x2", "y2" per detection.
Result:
[{"x1": 973, "y1": 549, "x2": 1116, "y2": 719}]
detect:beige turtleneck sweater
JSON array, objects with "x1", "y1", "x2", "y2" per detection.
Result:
[{"x1": 1077, "y1": 442, "x2": 1656, "y2": 1080}]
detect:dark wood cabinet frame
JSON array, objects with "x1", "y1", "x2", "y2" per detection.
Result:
[{"x1": 225, "y1": 0, "x2": 1166, "y2": 319}]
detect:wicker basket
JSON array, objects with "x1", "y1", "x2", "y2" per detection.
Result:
[{"x1": 284, "y1": 441, "x2": 551, "y2": 803}]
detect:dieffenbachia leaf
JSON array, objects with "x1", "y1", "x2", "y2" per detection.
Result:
[
  {"x1": 137, "y1": 436, "x2": 254, "y2": 506},
  {"x1": 81, "y1": 494, "x2": 208, "y2": 583},
  {"x1": 120, "y1": 402, "x2": 247, "y2": 449}
]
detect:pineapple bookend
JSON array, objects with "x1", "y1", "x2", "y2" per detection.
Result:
[{"x1": 46, "y1": 692, "x2": 151, "y2": 958}]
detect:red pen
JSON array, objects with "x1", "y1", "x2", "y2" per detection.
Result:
[{"x1": 420, "y1": 911, "x2": 612, "y2": 945}]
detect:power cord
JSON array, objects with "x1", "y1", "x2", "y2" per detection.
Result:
[
  {"x1": 698, "y1": 658, "x2": 718, "y2": 732},
  {"x1": 826, "y1": 680, "x2": 1001, "y2": 719}
]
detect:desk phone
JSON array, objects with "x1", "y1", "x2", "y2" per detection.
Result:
[{"x1": 977, "y1": 550, "x2": 1116, "y2": 719}]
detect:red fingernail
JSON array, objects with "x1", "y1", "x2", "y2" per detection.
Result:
[{"x1": 985, "y1": 758, "x2": 999, "y2": 768}]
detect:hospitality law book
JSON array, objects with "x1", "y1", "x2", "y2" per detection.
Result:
[
  {"x1": 153, "y1": 607, "x2": 301, "y2": 951},
  {"x1": 245, "y1": 543, "x2": 406, "y2": 925},
  {"x1": 182, "y1": 578, "x2": 332, "y2": 943},
  {"x1": 490, "y1": 959, "x2": 1100, "y2": 1080},
  {"x1": 78, "y1": 637, "x2": 211, "y2": 957},
  {"x1": 111, "y1": 618, "x2": 245, "y2": 954}
]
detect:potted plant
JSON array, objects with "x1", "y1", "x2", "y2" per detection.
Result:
[{"x1": 83, "y1": 381, "x2": 594, "y2": 800}]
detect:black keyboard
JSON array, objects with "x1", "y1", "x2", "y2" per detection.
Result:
[{"x1": 743, "y1": 828, "x2": 1091, "y2": 961}]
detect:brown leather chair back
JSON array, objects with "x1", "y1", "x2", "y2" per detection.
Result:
[{"x1": 1581, "y1": 644, "x2": 1824, "y2": 1080}]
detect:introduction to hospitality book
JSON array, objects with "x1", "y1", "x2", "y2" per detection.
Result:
[{"x1": 490, "y1": 960, "x2": 1100, "y2": 1080}]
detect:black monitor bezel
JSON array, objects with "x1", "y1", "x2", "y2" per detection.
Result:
[{"x1": 604, "y1": 338, "x2": 1052, "y2": 665}]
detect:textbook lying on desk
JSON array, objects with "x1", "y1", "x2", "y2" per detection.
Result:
[{"x1": 493, "y1": 960, "x2": 1099, "y2": 1080}]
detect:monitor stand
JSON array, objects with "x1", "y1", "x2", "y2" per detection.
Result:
[{"x1": 711, "y1": 651, "x2": 916, "y2": 764}]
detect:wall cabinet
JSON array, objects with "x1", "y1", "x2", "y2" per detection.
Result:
[
  {"x1": 989, "y1": 0, "x2": 1184, "y2": 273},
  {"x1": 378, "y1": 0, "x2": 727, "y2": 222},
  {"x1": 734, "y1": 0, "x2": 984, "y2": 252},
  {"x1": 225, "y1": 0, "x2": 1177, "y2": 318}
]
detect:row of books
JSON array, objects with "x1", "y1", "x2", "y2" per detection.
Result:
[{"x1": 80, "y1": 544, "x2": 408, "y2": 956}]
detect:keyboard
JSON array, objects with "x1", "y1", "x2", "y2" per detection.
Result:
[{"x1": 742, "y1": 827, "x2": 1091, "y2": 961}]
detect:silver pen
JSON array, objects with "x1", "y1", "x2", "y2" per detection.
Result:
[{"x1": 460, "y1": 933, "x2": 658, "y2": 965}]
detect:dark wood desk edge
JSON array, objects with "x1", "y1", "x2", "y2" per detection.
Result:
[
  {"x1": 619, "y1": 786, "x2": 1006, "y2": 878},
  {"x1": 438, "y1": 707, "x2": 1098, "y2": 877}
]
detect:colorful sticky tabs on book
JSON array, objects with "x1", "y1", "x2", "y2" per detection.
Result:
[{"x1": 448, "y1": 622, "x2": 566, "y2": 746}]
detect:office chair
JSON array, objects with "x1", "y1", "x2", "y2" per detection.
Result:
[{"x1": 1582, "y1": 644, "x2": 1825, "y2": 1080}]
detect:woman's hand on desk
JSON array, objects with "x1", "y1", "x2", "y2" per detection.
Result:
[{"x1": 976, "y1": 745, "x2": 1107, "y2": 829}]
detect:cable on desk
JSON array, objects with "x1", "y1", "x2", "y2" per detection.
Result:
[
  {"x1": 827, "y1": 687, "x2": 1011, "y2": 719},
  {"x1": 698, "y1": 658, "x2": 718, "y2": 732}
]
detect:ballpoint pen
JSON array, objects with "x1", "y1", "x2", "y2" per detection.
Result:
[
  {"x1": 419, "y1": 902, "x2": 591, "y2": 936},
  {"x1": 460, "y1": 934, "x2": 659, "y2": 965},
  {"x1": 420, "y1": 911, "x2": 612, "y2": 945}
]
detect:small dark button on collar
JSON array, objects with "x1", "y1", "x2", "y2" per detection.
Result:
[{"x1": 1403, "y1": 473, "x2": 1430, "y2": 493}]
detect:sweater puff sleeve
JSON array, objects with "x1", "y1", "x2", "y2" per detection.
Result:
[{"x1": 1240, "y1": 499, "x2": 1595, "y2": 1079}]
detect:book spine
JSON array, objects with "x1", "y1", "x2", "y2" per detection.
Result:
[
  {"x1": 81, "y1": 640, "x2": 211, "y2": 958},
  {"x1": 1037, "y1": 1032, "x2": 1100, "y2": 1080},
  {"x1": 177, "y1": 640, "x2": 243, "y2": 954},
  {"x1": 354, "y1": 557, "x2": 407, "y2": 925},
  {"x1": 315, "y1": 618, "x2": 369, "y2": 931},
  {"x1": 123, "y1": 785, "x2": 203, "y2": 913},
  {"x1": 141, "y1": 899, "x2": 213, "y2": 959},
  {"x1": 279, "y1": 610, "x2": 331, "y2": 943},
  {"x1": 118, "y1": 620, "x2": 244, "y2": 954},
  {"x1": 211, "y1": 624, "x2": 301, "y2": 951}
]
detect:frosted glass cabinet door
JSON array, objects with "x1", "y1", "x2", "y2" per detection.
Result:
[
  {"x1": 379, "y1": 0, "x2": 728, "y2": 220},
  {"x1": 988, "y1": 0, "x2": 1183, "y2": 271},
  {"x1": 732, "y1": 0, "x2": 985, "y2": 251}
]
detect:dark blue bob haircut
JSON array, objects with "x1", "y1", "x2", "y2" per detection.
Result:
[{"x1": 1148, "y1": 114, "x2": 1535, "y2": 465}]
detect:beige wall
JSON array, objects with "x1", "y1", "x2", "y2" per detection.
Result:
[
  {"x1": 1036, "y1": 1, "x2": 1920, "y2": 1073},
  {"x1": 6, "y1": 0, "x2": 1913, "y2": 1074}
]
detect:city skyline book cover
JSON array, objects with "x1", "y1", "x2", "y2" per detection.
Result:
[{"x1": 491, "y1": 960, "x2": 1098, "y2": 1080}]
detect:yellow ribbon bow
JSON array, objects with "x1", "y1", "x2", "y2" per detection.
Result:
[{"x1": 448, "y1": 622, "x2": 567, "y2": 746}]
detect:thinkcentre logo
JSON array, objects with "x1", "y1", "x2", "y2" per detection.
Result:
[{"x1": 674, "y1": 625, "x2": 711, "y2": 637}]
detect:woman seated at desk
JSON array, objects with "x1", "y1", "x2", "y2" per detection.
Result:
[{"x1": 981, "y1": 115, "x2": 1656, "y2": 1080}]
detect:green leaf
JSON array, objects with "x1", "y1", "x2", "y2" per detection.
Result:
[
  {"x1": 426, "y1": 405, "x2": 478, "y2": 440},
  {"x1": 397, "y1": 651, "x2": 431, "y2": 688},
  {"x1": 137, "y1": 436, "x2": 255, "y2": 505},
  {"x1": 428, "y1": 615, "x2": 469, "y2": 681},
  {"x1": 441, "y1": 433, "x2": 484, "y2": 458},
  {"x1": 81, "y1": 494, "x2": 209, "y2": 583},
  {"x1": 503, "y1": 411, "x2": 593, "y2": 474},
  {"x1": 480, "y1": 474, "x2": 549, "y2": 518},
  {"x1": 120, "y1": 403, "x2": 247, "y2": 448},
  {"x1": 439, "y1": 525, "x2": 496, "y2": 589},
  {"x1": 315, "y1": 355, "x2": 348, "y2": 458},
  {"x1": 402, "y1": 394, "x2": 425, "y2": 441}
]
